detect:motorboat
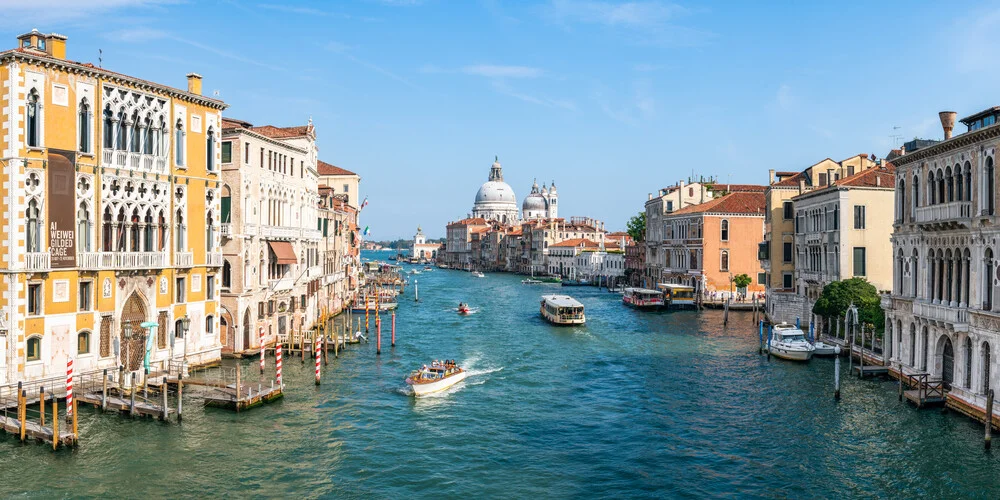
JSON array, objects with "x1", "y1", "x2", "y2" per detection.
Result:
[
  {"x1": 540, "y1": 295, "x2": 585, "y2": 325},
  {"x1": 474, "y1": 272, "x2": 485, "y2": 278},
  {"x1": 406, "y1": 360, "x2": 468, "y2": 397},
  {"x1": 812, "y1": 341, "x2": 840, "y2": 356},
  {"x1": 622, "y1": 288, "x2": 665, "y2": 310},
  {"x1": 766, "y1": 324, "x2": 815, "y2": 361},
  {"x1": 561, "y1": 279, "x2": 590, "y2": 287},
  {"x1": 457, "y1": 303, "x2": 471, "y2": 315},
  {"x1": 522, "y1": 278, "x2": 542, "y2": 285},
  {"x1": 536, "y1": 275, "x2": 562, "y2": 284}
]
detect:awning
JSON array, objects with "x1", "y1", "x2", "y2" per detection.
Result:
[{"x1": 268, "y1": 241, "x2": 297, "y2": 265}]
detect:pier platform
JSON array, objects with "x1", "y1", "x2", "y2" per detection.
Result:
[
  {"x1": 0, "y1": 415, "x2": 78, "y2": 447},
  {"x1": 204, "y1": 384, "x2": 283, "y2": 411}
]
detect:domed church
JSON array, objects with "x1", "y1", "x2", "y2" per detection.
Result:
[
  {"x1": 522, "y1": 179, "x2": 558, "y2": 220},
  {"x1": 472, "y1": 157, "x2": 520, "y2": 224}
]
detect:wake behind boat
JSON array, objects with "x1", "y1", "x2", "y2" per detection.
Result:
[{"x1": 405, "y1": 360, "x2": 467, "y2": 397}]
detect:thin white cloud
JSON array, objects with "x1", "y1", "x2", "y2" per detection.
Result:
[
  {"x1": 0, "y1": 0, "x2": 176, "y2": 23},
  {"x1": 462, "y1": 64, "x2": 543, "y2": 78},
  {"x1": 104, "y1": 28, "x2": 286, "y2": 71},
  {"x1": 491, "y1": 81, "x2": 576, "y2": 111},
  {"x1": 324, "y1": 41, "x2": 422, "y2": 90},
  {"x1": 256, "y1": 3, "x2": 381, "y2": 21}
]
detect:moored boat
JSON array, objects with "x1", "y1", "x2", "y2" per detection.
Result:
[
  {"x1": 522, "y1": 278, "x2": 542, "y2": 285},
  {"x1": 657, "y1": 283, "x2": 695, "y2": 309},
  {"x1": 405, "y1": 360, "x2": 467, "y2": 397},
  {"x1": 561, "y1": 279, "x2": 590, "y2": 287},
  {"x1": 535, "y1": 275, "x2": 562, "y2": 284},
  {"x1": 540, "y1": 294, "x2": 585, "y2": 325},
  {"x1": 766, "y1": 324, "x2": 815, "y2": 361},
  {"x1": 474, "y1": 272, "x2": 485, "y2": 278},
  {"x1": 623, "y1": 288, "x2": 665, "y2": 310},
  {"x1": 812, "y1": 341, "x2": 839, "y2": 356}
]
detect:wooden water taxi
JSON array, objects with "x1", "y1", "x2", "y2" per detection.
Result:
[
  {"x1": 540, "y1": 294, "x2": 586, "y2": 325},
  {"x1": 405, "y1": 360, "x2": 467, "y2": 397},
  {"x1": 622, "y1": 288, "x2": 664, "y2": 310}
]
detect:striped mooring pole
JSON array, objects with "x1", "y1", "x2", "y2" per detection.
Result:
[
  {"x1": 365, "y1": 293, "x2": 370, "y2": 333},
  {"x1": 259, "y1": 327, "x2": 265, "y2": 374},
  {"x1": 66, "y1": 358, "x2": 74, "y2": 421},
  {"x1": 315, "y1": 336, "x2": 321, "y2": 385},
  {"x1": 276, "y1": 343, "x2": 283, "y2": 388}
]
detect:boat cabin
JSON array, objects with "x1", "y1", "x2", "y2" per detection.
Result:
[
  {"x1": 658, "y1": 283, "x2": 695, "y2": 308},
  {"x1": 540, "y1": 294, "x2": 586, "y2": 325},
  {"x1": 623, "y1": 288, "x2": 665, "y2": 309}
]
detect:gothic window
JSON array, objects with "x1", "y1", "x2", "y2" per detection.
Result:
[
  {"x1": 206, "y1": 210, "x2": 215, "y2": 251},
  {"x1": 983, "y1": 342, "x2": 992, "y2": 395},
  {"x1": 26, "y1": 199, "x2": 41, "y2": 252},
  {"x1": 103, "y1": 106, "x2": 114, "y2": 149},
  {"x1": 143, "y1": 115, "x2": 153, "y2": 154},
  {"x1": 77, "y1": 202, "x2": 92, "y2": 252},
  {"x1": 130, "y1": 111, "x2": 141, "y2": 153},
  {"x1": 206, "y1": 315, "x2": 214, "y2": 336},
  {"x1": 222, "y1": 260, "x2": 232, "y2": 289},
  {"x1": 158, "y1": 210, "x2": 167, "y2": 251},
  {"x1": 206, "y1": 127, "x2": 215, "y2": 172},
  {"x1": 175, "y1": 119, "x2": 185, "y2": 166},
  {"x1": 175, "y1": 209, "x2": 186, "y2": 252},
  {"x1": 130, "y1": 208, "x2": 141, "y2": 251},
  {"x1": 988, "y1": 157, "x2": 995, "y2": 216},
  {"x1": 157, "y1": 117, "x2": 167, "y2": 157},
  {"x1": 102, "y1": 206, "x2": 113, "y2": 251},
  {"x1": 965, "y1": 337, "x2": 973, "y2": 389},
  {"x1": 116, "y1": 109, "x2": 127, "y2": 150},
  {"x1": 116, "y1": 207, "x2": 127, "y2": 251},
  {"x1": 984, "y1": 248, "x2": 994, "y2": 311},
  {"x1": 26, "y1": 88, "x2": 40, "y2": 148},
  {"x1": 144, "y1": 209, "x2": 154, "y2": 251},
  {"x1": 79, "y1": 99, "x2": 91, "y2": 153}
]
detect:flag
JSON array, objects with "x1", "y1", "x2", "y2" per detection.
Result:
[
  {"x1": 363, "y1": 226, "x2": 370, "y2": 236},
  {"x1": 360, "y1": 197, "x2": 369, "y2": 211}
]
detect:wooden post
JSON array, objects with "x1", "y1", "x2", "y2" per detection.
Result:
[
  {"x1": 161, "y1": 383, "x2": 169, "y2": 421},
  {"x1": 301, "y1": 324, "x2": 306, "y2": 363},
  {"x1": 377, "y1": 317, "x2": 382, "y2": 356},
  {"x1": 51, "y1": 398, "x2": 58, "y2": 451},
  {"x1": 177, "y1": 369, "x2": 183, "y2": 422},
  {"x1": 415, "y1": 280, "x2": 419, "y2": 302},
  {"x1": 129, "y1": 373, "x2": 136, "y2": 418},
  {"x1": 102, "y1": 369, "x2": 108, "y2": 411},
  {"x1": 834, "y1": 347, "x2": 842, "y2": 400},
  {"x1": 365, "y1": 293, "x2": 370, "y2": 333},
  {"x1": 858, "y1": 324, "x2": 865, "y2": 378},
  {"x1": 259, "y1": 327, "x2": 265, "y2": 375},
  {"x1": 39, "y1": 386, "x2": 45, "y2": 427},
  {"x1": 391, "y1": 310, "x2": 396, "y2": 347},
  {"x1": 65, "y1": 358, "x2": 74, "y2": 423},
  {"x1": 19, "y1": 388, "x2": 26, "y2": 442},
  {"x1": 72, "y1": 398, "x2": 78, "y2": 439},
  {"x1": 758, "y1": 320, "x2": 763, "y2": 354},
  {"x1": 898, "y1": 363, "x2": 904, "y2": 401},
  {"x1": 848, "y1": 319, "x2": 854, "y2": 372},
  {"x1": 236, "y1": 367, "x2": 241, "y2": 404},
  {"x1": 723, "y1": 297, "x2": 729, "y2": 326},
  {"x1": 987, "y1": 389, "x2": 995, "y2": 450}
]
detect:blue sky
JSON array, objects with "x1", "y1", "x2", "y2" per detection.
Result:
[{"x1": 2, "y1": 1, "x2": 998, "y2": 239}]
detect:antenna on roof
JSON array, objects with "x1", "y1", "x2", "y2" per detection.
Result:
[
  {"x1": 890, "y1": 126, "x2": 902, "y2": 147},
  {"x1": 213, "y1": 90, "x2": 220, "y2": 97}
]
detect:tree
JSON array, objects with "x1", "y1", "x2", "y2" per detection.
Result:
[
  {"x1": 733, "y1": 273, "x2": 752, "y2": 290},
  {"x1": 627, "y1": 212, "x2": 646, "y2": 242},
  {"x1": 812, "y1": 277, "x2": 884, "y2": 331}
]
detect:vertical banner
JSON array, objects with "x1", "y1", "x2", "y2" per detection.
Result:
[{"x1": 47, "y1": 150, "x2": 77, "y2": 268}]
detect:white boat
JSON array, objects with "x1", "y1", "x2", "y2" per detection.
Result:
[
  {"x1": 540, "y1": 294, "x2": 585, "y2": 325},
  {"x1": 405, "y1": 360, "x2": 467, "y2": 397},
  {"x1": 812, "y1": 341, "x2": 839, "y2": 356},
  {"x1": 766, "y1": 324, "x2": 815, "y2": 361},
  {"x1": 522, "y1": 278, "x2": 542, "y2": 285},
  {"x1": 622, "y1": 288, "x2": 665, "y2": 310},
  {"x1": 474, "y1": 272, "x2": 485, "y2": 278}
]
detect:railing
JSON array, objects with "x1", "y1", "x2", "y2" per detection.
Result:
[
  {"x1": 269, "y1": 276, "x2": 296, "y2": 292},
  {"x1": 77, "y1": 251, "x2": 168, "y2": 270},
  {"x1": 175, "y1": 252, "x2": 194, "y2": 268},
  {"x1": 915, "y1": 201, "x2": 972, "y2": 225},
  {"x1": 260, "y1": 225, "x2": 299, "y2": 239},
  {"x1": 913, "y1": 300, "x2": 969, "y2": 325},
  {"x1": 307, "y1": 265, "x2": 323, "y2": 279},
  {"x1": 221, "y1": 223, "x2": 232, "y2": 238},
  {"x1": 301, "y1": 228, "x2": 322, "y2": 240},
  {"x1": 805, "y1": 232, "x2": 823, "y2": 244},
  {"x1": 206, "y1": 252, "x2": 224, "y2": 267},
  {"x1": 24, "y1": 252, "x2": 50, "y2": 271},
  {"x1": 100, "y1": 149, "x2": 168, "y2": 174}
]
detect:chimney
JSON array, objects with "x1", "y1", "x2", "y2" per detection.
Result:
[
  {"x1": 648, "y1": 193, "x2": 653, "y2": 201},
  {"x1": 939, "y1": 111, "x2": 957, "y2": 140},
  {"x1": 876, "y1": 175, "x2": 882, "y2": 187},
  {"x1": 44, "y1": 33, "x2": 67, "y2": 60},
  {"x1": 768, "y1": 169, "x2": 775, "y2": 185},
  {"x1": 826, "y1": 169, "x2": 834, "y2": 186},
  {"x1": 798, "y1": 178, "x2": 806, "y2": 195},
  {"x1": 186, "y1": 73, "x2": 203, "y2": 95}
]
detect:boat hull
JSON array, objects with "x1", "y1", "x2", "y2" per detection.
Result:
[
  {"x1": 767, "y1": 346, "x2": 813, "y2": 361},
  {"x1": 408, "y1": 370, "x2": 468, "y2": 396},
  {"x1": 812, "y1": 342, "x2": 839, "y2": 356}
]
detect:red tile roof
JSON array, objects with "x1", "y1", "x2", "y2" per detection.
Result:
[
  {"x1": 669, "y1": 192, "x2": 766, "y2": 216},
  {"x1": 222, "y1": 118, "x2": 252, "y2": 129},
  {"x1": 318, "y1": 160, "x2": 357, "y2": 176},
  {"x1": 250, "y1": 125, "x2": 311, "y2": 139},
  {"x1": 551, "y1": 238, "x2": 597, "y2": 248},
  {"x1": 773, "y1": 170, "x2": 810, "y2": 187},
  {"x1": 707, "y1": 183, "x2": 768, "y2": 193},
  {"x1": 448, "y1": 217, "x2": 488, "y2": 228}
]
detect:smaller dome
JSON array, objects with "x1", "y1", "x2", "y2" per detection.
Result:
[{"x1": 522, "y1": 192, "x2": 547, "y2": 212}]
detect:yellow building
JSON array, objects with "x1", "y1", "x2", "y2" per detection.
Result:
[
  {"x1": 761, "y1": 154, "x2": 875, "y2": 323},
  {"x1": 0, "y1": 30, "x2": 227, "y2": 385}
]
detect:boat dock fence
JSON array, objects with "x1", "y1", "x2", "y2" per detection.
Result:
[{"x1": 0, "y1": 376, "x2": 79, "y2": 449}]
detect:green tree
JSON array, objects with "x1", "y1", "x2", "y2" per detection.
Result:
[
  {"x1": 627, "y1": 212, "x2": 646, "y2": 242},
  {"x1": 812, "y1": 277, "x2": 884, "y2": 331},
  {"x1": 733, "y1": 273, "x2": 752, "y2": 289}
]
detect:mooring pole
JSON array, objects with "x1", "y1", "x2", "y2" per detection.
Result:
[
  {"x1": 39, "y1": 386, "x2": 45, "y2": 427},
  {"x1": 102, "y1": 369, "x2": 108, "y2": 411},
  {"x1": 161, "y1": 384, "x2": 168, "y2": 421},
  {"x1": 315, "y1": 336, "x2": 322, "y2": 385},
  {"x1": 51, "y1": 398, "x2": 58, "y2": 451},
  {"x1": 834, "y1": 346, "x2": 842, "y2": 400},
  {"x1": 987, "y1": 389, "x2": 995, "y2": 450},
  {"x1": 391, "y1": 310, "x2": 396, "y2": 347},
  {"x1": 177, "y1": 368, "x2": 184, "y2": 423},
  {"x1": 758, "y1": 320, "x2": 763, "y2": 354}
]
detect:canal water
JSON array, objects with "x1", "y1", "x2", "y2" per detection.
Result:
[{"x1": 4, "y1": 260, "x2": 1000, "y2": 498}]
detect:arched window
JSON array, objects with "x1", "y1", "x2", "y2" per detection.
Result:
[
  {"x1": 909, "y1": 323, "x2": 916, "y2": 366},
  {"x1": 102, "y1": 206, "x2": 113, "y2": 251},
  {"x1": 928, "y1": 172, "x2": 936, "y2": 205},
  {"x1": 175, "y1": 119, "x2": 185, "y2": 166},
  {"x1": 26, "y1": 335, "x2": 41, "y2": 362},
  {"x1": 912, "y1": 248, "x2": 919, "y2": 297},
  {"x1": 143, "y1": 209, "x2": 154, "y2": 251},
  {"x1": 206, "y1": 127, "x2": 215, "y2": 171},
  {"x1": 720, "y1": 219, "x2": 729, "y2": 241},
  {"x1": 77, "y1": 331, "x2": 91, "y2": 354},
  {"x1": 965, "y1": 162, "x2": 973, "y2": 202},
  {"x1": 79, "y1": 99, "x2": 91, "y2": 153},
  {"x1": 913, "y1": 175, "x2": 919, "y2": 211},
  {"x1": 886, "y1": 321, "x2": 893, "y2": 360},
  {"x1": 965, "y1": 337, "x2": 973, "y2": 389},
  {"x1": 206, "y1": 315, "x2": 215, "y2": 336},
  {"x1": 175, "y1": 209, "x2": 186, "y2": 252},
  {"x1": 26, "y1": 88, "x2": 40, "y2": 148},
  {"x1": 103, "y1": 106, "x2": 114, "y2": 149},
  {"x1": 921, "y1": 326, "x2": 929, "y2": 370},
  {"x1": 26, "y1": 199, "x2": 41, "y2": 252},
  {"x1": 946, "y1": 166, "x2": 954, "y2": 202},
  {"x1": 222, "y1": 260, "x2": 232, "y2": 289},
  {"x1": 988, "y1": 157, "x2": 996, "y2": 216},
  {"x1": 130, "y1": 208, "x2": 141, "y2": 252},
  {"x1": 720, "y1": 250, "x2": 729, "y2": 272},
  {"x1": 77, "y1": 202, "x2": 91, "y2": 252},
  {"x1": 158, "y1": 210, "x2": 167, "y2": 251},
  {"x1": 130, "y1": 111, "x2": 141, "y2": 153},
  {"x1": 157, "y1": 117, "x2": 167, "y2": 157},
  {"x1": 983, "y1": 342, "x2": 992, "y2": 395},
  {"x1": 116, "y1": 109, "x2": 127, "y2": 150},
  {"x1": 143, "y1": 114, "x2": 153, "y2": 154},
  {"x1": 174, "y1": 319, "x2": 185, "y2": 339},
  {"x1": 985, "y1": 248, "x2": 995, "y2": 311},
  {"x1": 206, "y1": 210, "x2": 215, "y2": 251},
  {"x1": 956, "y1": 164, "x2": 964, "y2": 202}
]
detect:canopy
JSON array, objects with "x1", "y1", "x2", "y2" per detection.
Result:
[{"x1": 268, "y1": 241, "x2": 297, "y2": 265}]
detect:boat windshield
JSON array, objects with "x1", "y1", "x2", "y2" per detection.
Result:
[{"x1": 781, "y1": 334, "x2": 806, "y2": 342}]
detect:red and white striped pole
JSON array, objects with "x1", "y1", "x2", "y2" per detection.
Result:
[
  {"x1": 276, "y1": 343, "x2": 283, "y2": 388},
  {"x1": 259, "y1": 327, "x2": 265, "y2": 374},
  {"x1": 314, "y1": 336, "x2": 321, "y2": 385},
  {"x1": 66, "y1": 358, "x2": 74, "y2": 421}
]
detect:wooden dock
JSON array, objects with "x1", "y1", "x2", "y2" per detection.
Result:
[
  {"x1": 77, "y1": 390, "x2": 172, "y2": 420},
  {"x1": 0, "y1": 415, "x2": 78, "y2": 448},
  {"x1": 853, "y1": 365, "x2": 890, "y2": 378},
  {"x1": 203, "y1": 384, "x2": 283, "y2": 411}
]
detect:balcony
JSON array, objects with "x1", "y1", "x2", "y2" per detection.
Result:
[
  {"x1": 260, "y1": 225, "x2": 299, "y2": 240},
  {"x1": 24, "y1": 252, "x2": 50, "y2": 271},
  {"x1": 302, "y1": 228, "x2": 322, "y2": 240},
  {"x1": 805, "y1": 232, "x2": 823, "y2": 244},
  {"x1": 101, "y1": 149, "x2": 168, "y2": 174},
  {"x1": 306, "y1": 265, "x2": 323, "y2": 279},
  {"x1": 79, "y1": 251, "x2": 168, "y2": 270},
  {"x1": 221, "y1": 223, "x2": 232, "y2": 238},
  {"x1": 914, "y1": 201, "x2": 972, "y2": 230},
  {"x1": 798, "y1": 270, "x2": 826, "y2": 284},
  {"x1": 269, "y1": 276, "x2": 296, "y2": 292},
  {"x1": 175, "y1": 252, "x2": 193, "y2": 268},
  {"x1": 913, "y1": 300, "x2": 969, "y2": 332},
  {"x1": 206, "y1": 252, "x2": 224, "y2": 267}
]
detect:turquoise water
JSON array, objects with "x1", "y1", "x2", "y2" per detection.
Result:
[{"x1": 3, "y1": 259, "x2": 1000, "y2": 498}]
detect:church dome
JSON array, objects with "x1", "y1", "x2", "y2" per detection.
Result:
[
  {"x1": 471, "y1": 156, "x2": 519, "y2": 223},
  {"x1": 475, "y1": 180, "x2": 516, "y2": 204},
  {"x1": 522, "y1": 192, "x2": 547, "y2": 211}
]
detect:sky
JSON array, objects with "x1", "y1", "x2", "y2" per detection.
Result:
[{"x1": 2, "y1": 1, "x2": 999, "y2": 239}]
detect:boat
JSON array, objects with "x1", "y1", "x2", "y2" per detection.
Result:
[
  {"x1": 350, "y1": 297, "x2": 399, "y2": 313},
  {"x1": 657, "y1": 283, "x2": 695, "y2": 309},
  {"x1": 536, "y1": 275, "x2": 562, "y2": 284},
  {"x1": 457, "y1": 303, "x2": 471, "y2": 314},
  {"x1": 540, "y1": 294, "x2": 586, "y2": 325},
  {"x1": 522, "y1": 278, "x2": 542, "y2": 285},
  {"x1": 405, "y1": 360, "x2": 468, "y2": 397},
  {"x1": 766, "y1": 324, "x2": 816, "y2": 361},
  {"x1": 622, "y1": 288, "x2": 665, "y2": 310},
  {"x1": 812, "y1": 341, "x2": 840, "y2": 356},
  {"x1": 474, "y1": 272, "x2": 485, "y2": 278},
  {"x1": 561, "y1": 279, "x2": 590, "y2": 287}
]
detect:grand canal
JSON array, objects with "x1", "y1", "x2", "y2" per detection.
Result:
[{"x1": 4, "y1": 259, "x2": 1000, "y2": 498}]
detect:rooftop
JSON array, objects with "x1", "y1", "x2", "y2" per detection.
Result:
[
  {"x1": 318, "y1": 160, "x2": 357, "y2": 176},
  {"x1": 668, "y1": 191, "x2": 765, "y2": 216},
  {"x1": 250, "y1": 124, "x2": 312, "y2": 139}
]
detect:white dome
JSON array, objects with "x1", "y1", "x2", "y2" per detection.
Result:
[
  {"x1": 475, "y1": 180, "x2": 516, "y2": 204},
  {"x1": 522, "y1": 193, "x2": 547, "y2": 211}
]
